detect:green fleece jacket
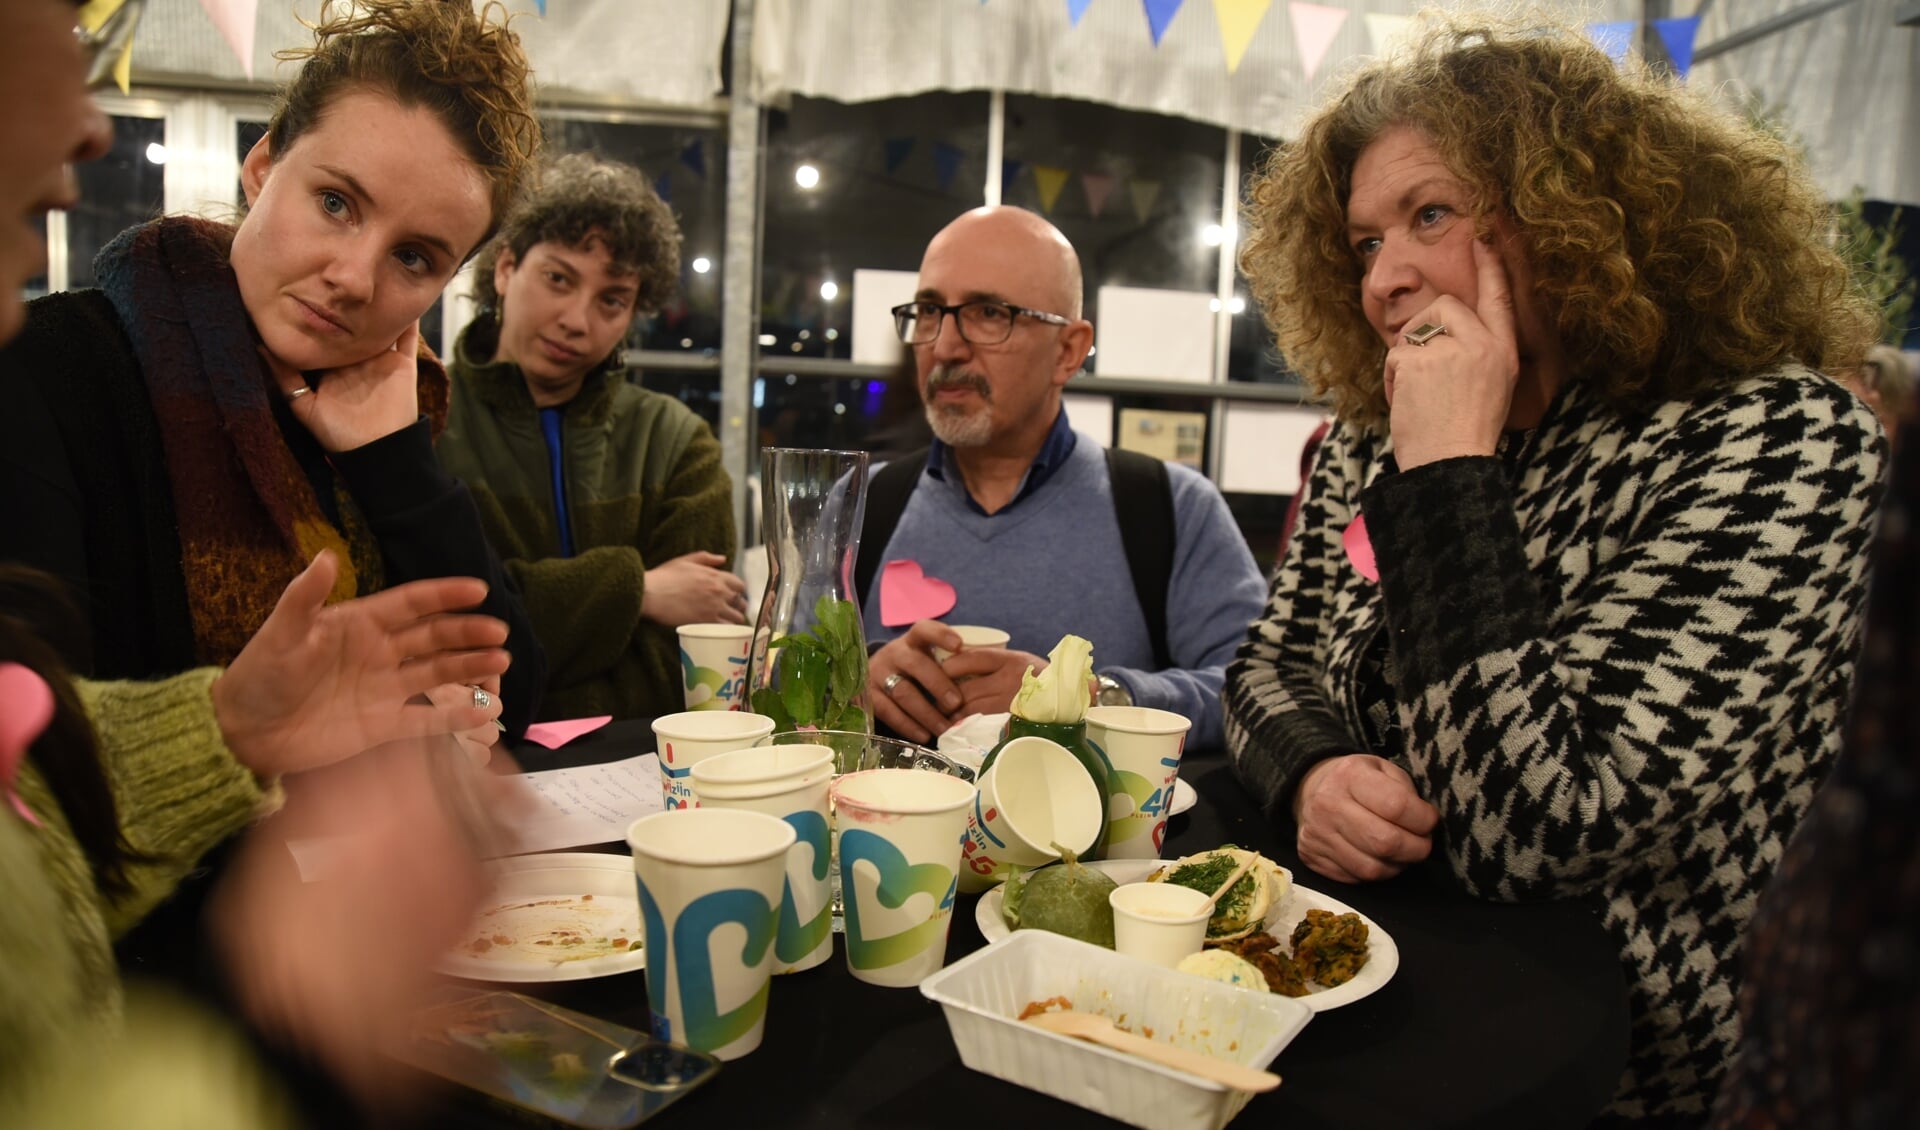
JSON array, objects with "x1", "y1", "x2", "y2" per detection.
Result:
[
  {"x1": 438, "y1": 319, "x2": 737, "y2": 721},
  {"x1": 0, "y1": 670, "x2": 286, "y2": 1128}
]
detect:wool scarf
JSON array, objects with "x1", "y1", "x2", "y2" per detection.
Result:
[{"x1": 93, "y1": 216, "x2": 448, "y2": 666}]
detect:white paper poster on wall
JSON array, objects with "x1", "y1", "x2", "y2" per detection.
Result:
[
  {"x1": 1221, "y1": 403, "x2": 1330, "y2": 495},
  {"x1": 851, "y1": 268, "x2": 922, "y2": 366},
  {"x1": 1092, "y1": 286, "x2": 1215, "y2": 382},
  {"x1": 1062, "y1": 393, "x2": 1114, "y2": 447}
]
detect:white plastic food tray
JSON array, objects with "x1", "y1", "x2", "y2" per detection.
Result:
[{"x1": 920, "y1": 931, "x2": 1313, "y2": 1130}]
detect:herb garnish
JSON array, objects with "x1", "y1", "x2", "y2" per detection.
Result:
[
  {"x1": 749, "y1": 594, "x2": 869, "y2": 735},
  {"x1": 1164, "y1": 849, "x2": 1254, "y2": 920}
]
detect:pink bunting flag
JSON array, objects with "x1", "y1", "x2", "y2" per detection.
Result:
[
  {"x1": 1288, "y1": 1, "x2": 1347, "y2": 84},
  {"x1": 1081, "y1": 171, "x2": 1117, "y2": 217},
  {"x1": 196, "y1": 0, "x2": 258, "y2": 79}
]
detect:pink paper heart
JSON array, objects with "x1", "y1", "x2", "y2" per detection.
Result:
[
  {"x1": 0, "y1": 662, "x2": 54, "y2": 827},
  {"x1": 1343, "y1": 514, "x2": 1379, "y2": 583},
  {"x1": 879, "y1": 559, "x2": 957, "y2": 627}
]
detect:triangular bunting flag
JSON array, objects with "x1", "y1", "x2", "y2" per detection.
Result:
[
  {"x1": 680, "y1": 140, "x2": 706, "y2": 179},
  {"x1": 1652, "y1": 16, "x2": 1700, "y2": 79},
  {"x1": 1144, "y1": 0, "x2": 1184, "y2": 46},
  {"x1": 1212, "y1": 0, "x2": 1272, "y2": 75},
  {"x1": 1362, "y1": 12, "x2": 1413, "y2": 56},
  {"x1": 654, "y1": 170, "x2": 671, "y2": 204},
  {"x1": 1002, "y1": 159, "x2": 1026, "y2": 198},
  {"x1": 883, "y1": 137, "x2": 915, "y2": 175},
  {"x1": 535, "y1": 0, "x2": 546, "y2": 12},
  {"x1": 1032, "y1": 166, "x2": 1070, "y2": 214},
  {"x1": 1587, "y1": 21, "x2": 1635, "y2": 63},
  {"x1": 932, "y1": 142, "x2": 965, "y2": 193},
  {"x1": 78, "y1": 0, "x2": 141, "y2": 95},
  {"x1": 1081, "y1": 172, "x2": 1117, "y2": 218},
  {"x1": 196, "y1": 0, "x2": 258, "y2": 79},
  {"x1": 1130, "y1": 180, "x2": 1161, "y2": 223},
  {"x1": 1068, "y1": 0, "x2": 1095, "y2": 26},
  {"x1": 1287, "y1": 1, "x2": 1347, "y2": 83}
]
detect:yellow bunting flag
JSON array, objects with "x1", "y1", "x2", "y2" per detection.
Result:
[
  {"x1": 1212, "y1": 0, "x2": 1273, "y2": 75},
  {"x1": 78, "y1": 0, "x2": 138, "y2": 95},
  {"x1": 1130, "y1": 180, "x2": 1161, "y2": 224},
  {"x1": 1032, "y1": 165, "x2": 1070, "y2": 214}
]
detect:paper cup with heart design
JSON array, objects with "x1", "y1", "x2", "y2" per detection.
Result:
[
  {"x1": 677, "y1": 623, "x2": 755, "y2": 711},
  {"x1": 929, "y1": 624, "x2": 1013, "y2": 663},
  {"x1": 650, "y1": 711, "x2": 777, "y2": 810},
  {"x1": 831, "y1": 768, "x2": 975, "y2": 987},
  {"x1": 957, "y1": 735, "x2": 1104, "y2": 893},
  {"x1": 1085, "y1": 706, "x2": 1192, "y2": 859},
  {"x1": 627, "y1": 808, "x2": 795, "y2": 1059},
  {"x1": 689, "y1": 746, "x2": 836, "y2": 974}
]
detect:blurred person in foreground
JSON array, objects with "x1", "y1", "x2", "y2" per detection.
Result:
[
  {"x1": 0, "y1": 0, "x2": 524, "y2": 1125},
  {"x1": 439, "y1": 153, "x2": 743, "y2": 721},
  {"x1": 0, "y1": 0, "x2": 548, "y2": 740},
  {"x1": 1225, "y1": 14, "x2": 1884, "y2": 1124},
  {"x1": 859, "y1": 206, "x2": 1264, "y2": 749}
]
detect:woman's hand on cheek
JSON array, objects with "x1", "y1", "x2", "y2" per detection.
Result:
[
  {"x1": 1382, "y1": 237, "x2": 1521, "y2": 471},
  {"x1": 262, "y1": 320, "x2": 423, "y2": 453}
]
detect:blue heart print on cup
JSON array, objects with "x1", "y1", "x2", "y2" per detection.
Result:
[
  {"x1": 839, "y1": 827, "x2": 958, "y2": 970},
  {"x1": 637, "y1": 876, "x2": 777, "y2": 1051},
  {"x1": 777, "y1": 809, "x2": 833, "y2": 964}
]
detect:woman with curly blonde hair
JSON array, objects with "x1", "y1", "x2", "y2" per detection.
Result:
[
  {"x1": 0, "y1": 0, "x2": 549, "y2": 738},
  {"x1": 1224, "y1": 14, "x2": 1884, "y2": 1124}
]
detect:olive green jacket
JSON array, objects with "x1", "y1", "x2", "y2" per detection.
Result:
[{"x1": 438, "y1": 321, "x2": 737, "y2": 721}]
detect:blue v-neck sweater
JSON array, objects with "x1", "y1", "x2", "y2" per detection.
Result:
[{"x1": 860, "y1": 433, "x2": 1264, "y2": 750}]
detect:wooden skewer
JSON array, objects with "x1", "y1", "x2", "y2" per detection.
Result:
[{"x1": 1202, "y1": 853, "x2": 1258, "y2": 911}]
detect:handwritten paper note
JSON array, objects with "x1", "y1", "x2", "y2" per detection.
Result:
[{"x1": 499, "y1": 754, "x2": 664, "y2": 855}]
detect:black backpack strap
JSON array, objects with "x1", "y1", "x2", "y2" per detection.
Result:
[
  {"x1": 854, "y1": 446, "x2": 931, "y2": 611},
  {"x1": 1105, "y1": 446, "x2": 1176, "y2": 671}
]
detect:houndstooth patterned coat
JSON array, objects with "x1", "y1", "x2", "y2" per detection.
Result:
[{"x1": 1224, "y1": 368, "x2": 1884, "y2": 1124}]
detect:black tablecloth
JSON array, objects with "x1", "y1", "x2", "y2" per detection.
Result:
[{"x1": 415, "y1": 722, "x2": 1629, "y2": 1129}]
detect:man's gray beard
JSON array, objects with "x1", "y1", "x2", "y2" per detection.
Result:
[{"x1": 925, "y1": 402, "x2": 994, "y2": 447}]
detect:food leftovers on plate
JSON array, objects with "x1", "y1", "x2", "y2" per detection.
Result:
[
  {"x1": 1210, "y1": 911, "x2": 1371, "y2": 997},
  {"x1": 1175, "y1": 949, "x2": 1270, "y2": 990},
  {"x1": 460, "y1": 894, "x2": 643, "y2": 965},
  {"x1": 1147, "y1": 846, "x2": 1290, "y2": 941}
]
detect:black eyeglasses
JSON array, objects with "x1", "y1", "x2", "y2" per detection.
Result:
[
  {"x1": 76, "y1": 0, "x2": 147, "y2": 92},
  {"x1": 891, "y1": 300, "x2": 1073, "y2": 346}
]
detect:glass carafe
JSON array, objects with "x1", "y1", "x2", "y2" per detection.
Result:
[{"x1": 744, "y1": 448, "x2": 873, "y2": 766}]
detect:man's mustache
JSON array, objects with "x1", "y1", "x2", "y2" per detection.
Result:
[{"x1": 925, "y1": 366, "x2": 992, "y2": 402}]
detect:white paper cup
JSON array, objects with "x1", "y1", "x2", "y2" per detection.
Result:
[
  {"x1": 691, "y1": 748, "x2": 837, "y2": 975},
  {"x1": 650, "y1": 712, "x2": 777, "y2": 810},
  {"x1": 957, "y1": 736, "x2": 1104, "y2": 894},
  {"x1": 831, "y1": 768, "x2": 976, "y2": 987},
  {"x1": 627, "y1": 809, "x2": 795, "y2": 1058},
  {"x1": 1085, "y1": 706, "x2": 1192, "y2": 859},
  {"x1": 677, "y1": 623, "x2": 755, "y2": 711},
  {"x1": 1109, "y1": 882, "x2": 1213, "y2": 969},
  {"x1": 930, "y1": 624, "x2": 1013, "y2": 663}
]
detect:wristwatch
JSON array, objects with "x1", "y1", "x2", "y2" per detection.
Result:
[{"x1": 1095, "y1": 672, "x2": 1134, "y2": 708}]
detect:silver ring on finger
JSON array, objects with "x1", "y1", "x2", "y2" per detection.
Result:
[
  {"x1": 471, "y1": 686, "x2": 492, "y2": 709},
  {"x1": 882, "y1": 672, "x2": 905, "y2": 696},
  {"x1": 1403, "y1": 322, "x2": 1447, "y2": 346}
]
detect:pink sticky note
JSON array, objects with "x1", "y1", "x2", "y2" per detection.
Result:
[
  {"x1": 879, "y1": 559, "x2": 957, "y2": 627},
  {"x1": 523, "y1": 715, "x2": 614, "y2": 750},
  {"x1": 0, "y1": 662, "x2": 52, "y2": 827},
  {"x1": 1343, "y1": 514, "x2": 1379, "y2": 583}
]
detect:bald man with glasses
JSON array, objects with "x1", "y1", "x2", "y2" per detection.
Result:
[{"x1": 858, "y1": 206, "x2": 1264, "y2": 751}]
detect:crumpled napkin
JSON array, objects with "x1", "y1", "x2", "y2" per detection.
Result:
[{"x1": 936, "y1": 712, "x2": 1009, "y2": 773}]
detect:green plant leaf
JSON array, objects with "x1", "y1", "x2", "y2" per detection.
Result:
[
  {"x1": 782, "y1": 645, "x2": 831, "y2": 727},
  {"x1": 751, "y1": 685, "x2": 794, "y2": 732}
]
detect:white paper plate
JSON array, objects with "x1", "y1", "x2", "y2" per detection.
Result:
[
  {"x1": 974, "y1": 858, "x2": 1398, "y2": 1011},
  {"x1": 437, "y1": 853, "x2": 645, "y2": 983},
  {"x1": 1168, "y1": 778, "x2": 1195, "y2": 816}
]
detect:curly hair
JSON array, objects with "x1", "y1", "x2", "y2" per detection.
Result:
[
  {"x1": 268, "y1": 0, "x2": 541, "y2": 255},
  {"x1": 1240, "y1": 13, "x2": 1882, "y2": 426},
  {"x1": 471, "y1": 152, "x2": 683, "y2": 315}
]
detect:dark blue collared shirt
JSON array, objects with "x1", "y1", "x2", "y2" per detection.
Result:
[{"x1": 925, "y1": 409, "x2": 1078, "y2": 516}]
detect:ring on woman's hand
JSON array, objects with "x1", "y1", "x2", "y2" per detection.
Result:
[
  {"x1": 882, "y1": 672, "x2": 905, "y2": 695},
  {"x1": 1403, "y1": 322, "x2": 1447, "y2": 346},
  {"x1": 471, "y1": 686, "x2": 492, "y2": 709},
  {"x1": 285, "y1": 385, "x2": 313, "y2": 400}
]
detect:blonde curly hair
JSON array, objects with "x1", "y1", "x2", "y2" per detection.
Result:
[
  {"x1": 269, "y1": 0, "x2": 542, "y2": 257},
  {"x1": 1240, "y1": 13, "x2": 1881, "y2": 426}
]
